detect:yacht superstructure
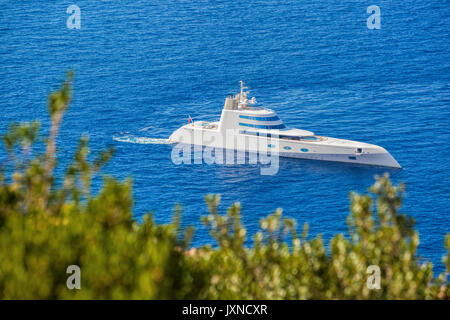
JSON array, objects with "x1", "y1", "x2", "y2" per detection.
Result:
[{"x1": 169, "y1": 82, "x2": 401, "y2": 168}]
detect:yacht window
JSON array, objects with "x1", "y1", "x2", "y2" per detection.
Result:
[
  {"x1": 277, "y1": 135, "x2": 318, "y2": 141},
  {"x1": 300, "y1": 136, "x2": 319, "y2": 141},
  {"x1": 239, "y1": 123, "x2": 286, "y2": 129},
  {"x1": 239, "y1": 115, "x2": 281, "y2": 121},
  {"x1": 240, "y1": 130, "x2": 258, "y2": 136}
]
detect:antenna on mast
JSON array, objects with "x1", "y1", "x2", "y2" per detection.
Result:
[{"x1": 239, "y1": 80, "x2": 248, "y2": 104}]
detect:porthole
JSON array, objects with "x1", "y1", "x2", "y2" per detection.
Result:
[{"x1": 301, "y1": 148, "x2": 308, "y2": 152}]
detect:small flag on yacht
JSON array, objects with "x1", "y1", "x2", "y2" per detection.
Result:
[{"x1": 188, "y1": 115, "x2": 192, "y2": 124}]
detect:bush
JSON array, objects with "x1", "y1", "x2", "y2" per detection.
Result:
[{"x1": 0, "y1": 73, "x2": 448, "y2": 299}]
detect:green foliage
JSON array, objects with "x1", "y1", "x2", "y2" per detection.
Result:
[
  {"x1": 3, "y1": 121, "x2": 40, "y2": 153},
  {"x1": 0, "y1": 73, "x2": 448, "y2": 299},
  {"x1": 196, "y1": 181, "x2": 448, "y2": 299}
]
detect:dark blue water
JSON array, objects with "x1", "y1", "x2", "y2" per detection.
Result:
[{"x1": 1, "y1": 1, "x2": 449, "y2": 273}]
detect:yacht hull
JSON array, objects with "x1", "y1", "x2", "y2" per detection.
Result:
[
  {"x1": 169, "y1": 126, "x2": 401, "y2": 169},
  {"x1": 278, "y1": 151, "x2": 400, "y2": 168}
]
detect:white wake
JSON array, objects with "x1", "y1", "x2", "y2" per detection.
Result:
[{"x1": 113, "y1": 135, "x2": 170, "y2": 145}]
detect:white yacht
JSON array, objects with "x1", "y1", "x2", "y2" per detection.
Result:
[{"x1": 169, "y1": 82, "x2": 401, "y2": 168}]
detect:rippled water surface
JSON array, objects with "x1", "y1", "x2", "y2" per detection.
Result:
[{"x1": 0, "y1": 1, "x2": 449, "y2": 272}]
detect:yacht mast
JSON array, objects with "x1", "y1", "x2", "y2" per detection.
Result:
[{"x1": 239, "y1": 80, "x2": 249, "y2": 108}]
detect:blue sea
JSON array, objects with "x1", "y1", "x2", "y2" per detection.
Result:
[{"x1": 0, "y1": 1, "x2": 449, "y2": 273}]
